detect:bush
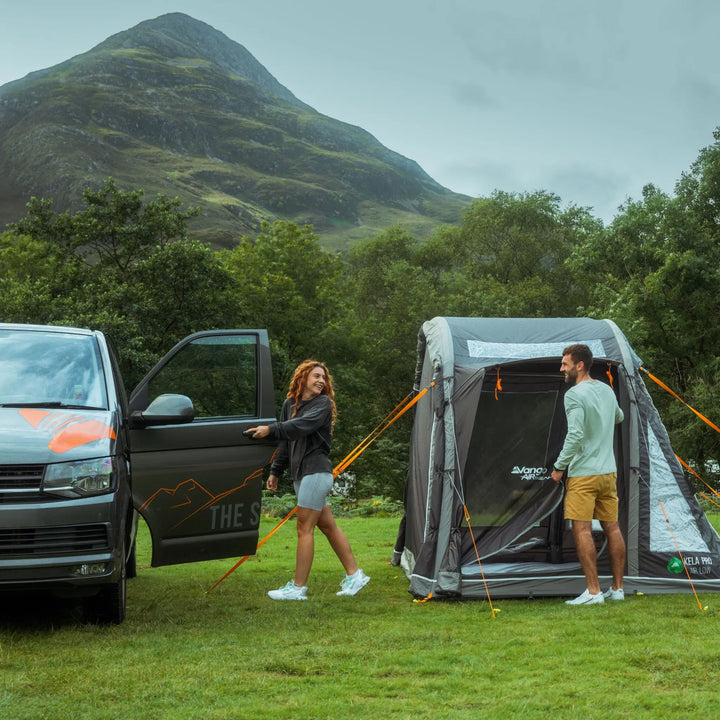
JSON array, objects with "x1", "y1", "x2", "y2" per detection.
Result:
[
  {"x1": 343, "y1": 496, "x2": 404, "y2": 518},
  {"x1": 260, "y1": 492, "x2": 297, "y2": 518},
  {"x1": 260, "y1": 492, "x2": 404, "y2": 519}
]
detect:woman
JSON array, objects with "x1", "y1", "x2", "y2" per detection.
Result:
[{"x1": 245, "y1": 360, "x2": 370, "y2": 600}]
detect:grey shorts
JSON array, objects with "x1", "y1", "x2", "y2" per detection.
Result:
[{"x1": 294, "y1": 472, "x2": 333, "y2": 511}]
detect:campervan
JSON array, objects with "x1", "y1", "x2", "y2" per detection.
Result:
[{"x1": 0, "y1": 324, "x2": 276, "y2": 623}]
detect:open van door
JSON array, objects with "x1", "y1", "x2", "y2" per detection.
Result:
[{"x1": 128, "y1": 330, "x2": 276, "y2": 566}]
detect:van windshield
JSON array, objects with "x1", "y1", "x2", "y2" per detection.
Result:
[{"x1": 0, "y1": 329, "x2": 108, "y2": 410}]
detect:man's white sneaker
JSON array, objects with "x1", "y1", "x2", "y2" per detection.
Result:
[
  {"x1": 603, "y1": 587, "x2": 625, "y2": 601},
  {"x1": 268, "y1": 581, "x2": 308, "y2": 600},
  {"x1": 336, "y1": 568, "x2": 370, "y2": 596},
  {"x1": 565, "y1": 589, "x2": 604, "y2": 605}
]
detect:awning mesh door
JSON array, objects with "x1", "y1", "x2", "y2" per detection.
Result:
[{"x1": 461, "y1": 369, "x2": 565, "y2": 560}]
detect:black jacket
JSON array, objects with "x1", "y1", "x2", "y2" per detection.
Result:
[{"x1": 269, "y1": 394, "x2": 333, "y2": 483}]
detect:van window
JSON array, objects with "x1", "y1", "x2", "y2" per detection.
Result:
[
  {"x1": 0, "y1": 329, "x2": 108, "y2": 409},
  {"x1": 146, "y1": 335, "x2": 258, "y2": 418}
]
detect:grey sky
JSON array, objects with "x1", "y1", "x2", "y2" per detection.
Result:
[{"x1": 1, "y1": 0, "x2": 718, "y2": 223}]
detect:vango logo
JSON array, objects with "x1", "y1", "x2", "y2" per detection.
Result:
[
  {"x1": 19, "y1": 409, "x2": 116, "y2": 454},
  {"x1": 511, "y1": 465, "x2": 550, "y2": 482}
]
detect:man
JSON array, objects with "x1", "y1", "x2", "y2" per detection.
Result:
[{"x1": 550, "y1": 344, "x2": 626, "y2": 606}]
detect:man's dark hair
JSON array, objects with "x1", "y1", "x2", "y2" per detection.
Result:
[{"x1": 563, "y1": 343, "x2": 593, "y2": 370}]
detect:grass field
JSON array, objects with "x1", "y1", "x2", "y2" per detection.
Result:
[{"x1": 1, "y1": 515, "x2": 719, "y2": 720}]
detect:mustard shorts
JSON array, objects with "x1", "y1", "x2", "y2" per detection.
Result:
[{"x1": 564, "y1": 472, "x2": 619, "y2": 522}]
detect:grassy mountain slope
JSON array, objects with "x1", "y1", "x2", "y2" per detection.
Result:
[{"x1": 0, "y1": 13, "x2": 471, "y2": 249}]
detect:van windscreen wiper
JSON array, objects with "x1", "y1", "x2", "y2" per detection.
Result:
[{"x1": 0, "y1": 402, "x2": 106, "y2": 410}]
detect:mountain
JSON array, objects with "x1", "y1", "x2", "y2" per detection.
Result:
[{"x1": 0, "y1": 13, "x2": 471, "y2": 249}]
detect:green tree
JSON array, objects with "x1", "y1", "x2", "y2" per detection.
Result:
[
  {"x1": 10, "y1": 178, "x2": 200, "y2": 272},
  {"x1": 0, "y1": 231, "x2": 85, "y2": 324},
  {"x1": 347, "y1": 226, "x2": 442, "y2": 402},
  {"x1": 424, "y1": 190, "x2": 597, "y2": 317},
  {"x1": 221, "y1": 220, "x2": 347, "y2": 379}
]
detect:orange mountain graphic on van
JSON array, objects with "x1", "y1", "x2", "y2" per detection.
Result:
[
  {"x1": 18, "y1": 409, "x2": 116, "y2": 453},
  {"x1": 139, "y1": 469, "x2": 263, "y2": 529}
]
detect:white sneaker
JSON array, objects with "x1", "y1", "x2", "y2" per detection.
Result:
[
  {"x1": 336, "y1": 568, "x2": 370, "y2": 596},
  {"x1": 603, "y1": 587, "x2": 625, "y2": 601},
  {"x1": 565, "y1": 589, "x2": 604, "y2": 605},
  {"x1": 268, "y1": 580, "x2": 307, "y2": 600}
]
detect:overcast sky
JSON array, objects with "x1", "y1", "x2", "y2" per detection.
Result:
[{"x1": 1, "y1": 0, "x2": 719, "y2": 223}]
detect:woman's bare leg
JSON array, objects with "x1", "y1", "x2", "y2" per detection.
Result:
[
  {"x1": 294, "y1": 506, "x2": 322, "y2": 586},
  {"x1": 317, "y1": 505, "x2": 358, "y2": 575}
]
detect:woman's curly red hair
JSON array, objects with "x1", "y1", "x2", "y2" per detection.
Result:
[{"x1": 287, "y1": 360, "x2": 337, "y2": 425}]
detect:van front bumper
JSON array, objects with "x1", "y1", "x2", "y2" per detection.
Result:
[{"x1": 0, "y1": 492, "x2": 125, "y2": 592}]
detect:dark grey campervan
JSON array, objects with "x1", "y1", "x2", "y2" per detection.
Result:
[{"x1": 0, "y1": 324, "x2": 276, "y2": 623}]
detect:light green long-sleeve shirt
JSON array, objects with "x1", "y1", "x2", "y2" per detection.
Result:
[{"x1": 555, "y1": 379, "x2": 624, "y2": 477}]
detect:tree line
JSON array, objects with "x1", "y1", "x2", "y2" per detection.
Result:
[{"x1": 3, "y1": 129, "x2": 720, "y2": 498}]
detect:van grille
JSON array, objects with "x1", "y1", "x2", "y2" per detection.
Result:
[
  {"x1": 0, "y1": 524, "x2": 110, "y2": 556},
  {"x1": 0, "y1": 465, "x2": 45, "y2": 503},
  {"x1": 0, "y1": 464, "x2": 44, "y2": 489}
]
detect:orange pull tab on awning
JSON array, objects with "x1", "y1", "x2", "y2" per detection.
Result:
[
  {"x1": 494, "y1": 368, "x2": 503, "y2": 400},
  {"x1": 606, "y1": 363, "x2": 614, "y2": 389}
]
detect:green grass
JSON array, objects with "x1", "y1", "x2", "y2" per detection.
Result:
[{"x1": 1, "y1": 516, "x2": 719, "y2": 719}]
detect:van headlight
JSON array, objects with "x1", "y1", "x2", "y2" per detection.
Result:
[{"x1": 44, "y1": 457, "x2": 115, "y2": 497}]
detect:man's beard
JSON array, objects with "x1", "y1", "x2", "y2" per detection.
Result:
[{"x1": 564, "y1": 369, "x2": 578, "y2": 385}]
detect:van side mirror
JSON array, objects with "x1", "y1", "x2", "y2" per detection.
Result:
[{"x1": 130, "y1": 393, "x2": 195, "y2": 428}]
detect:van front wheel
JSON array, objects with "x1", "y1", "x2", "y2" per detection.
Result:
[{"x1": 84, "y1": 548, "x2": 127, "y2": 625}]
